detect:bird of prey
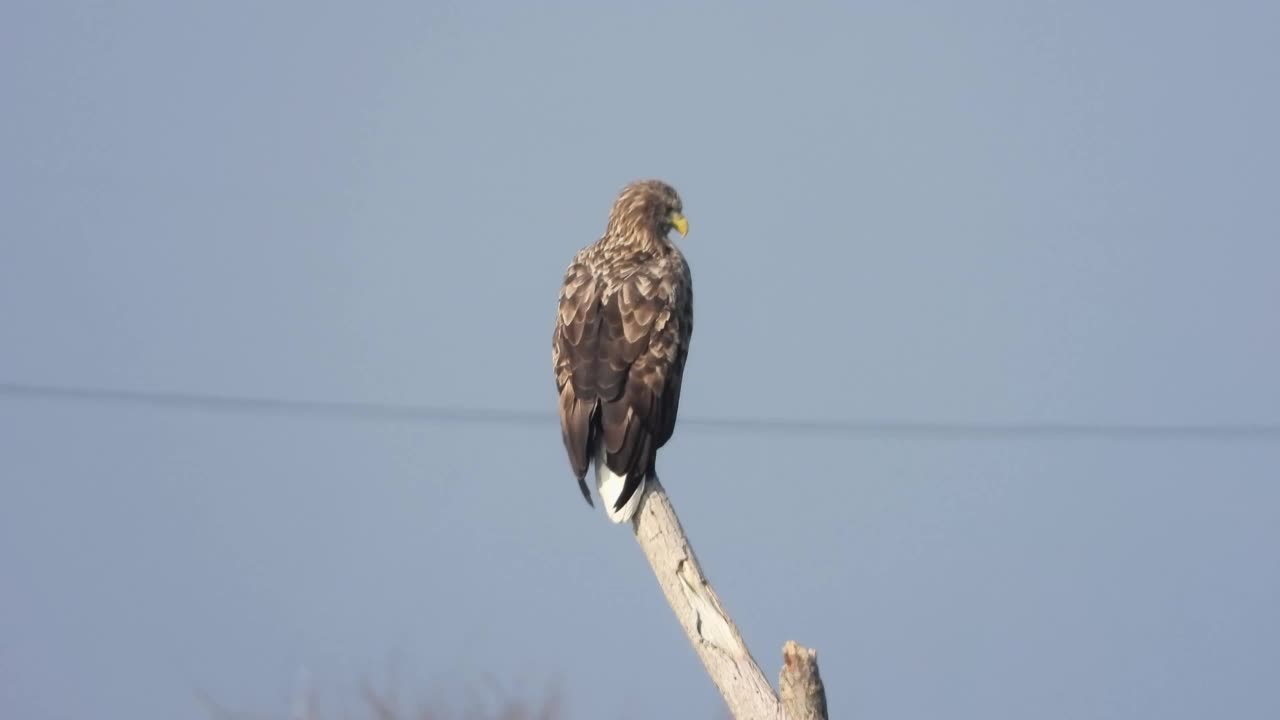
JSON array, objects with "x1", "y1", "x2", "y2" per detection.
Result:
[{"x1": 552, "y1": 180, "x2": 694, "y2": 523}]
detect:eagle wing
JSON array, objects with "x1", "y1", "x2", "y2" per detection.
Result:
[{"x1": 553, "y1": 252, "x2": 692, "y2": 508}]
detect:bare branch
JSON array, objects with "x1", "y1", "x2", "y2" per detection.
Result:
[
  {"x1": 631, "y1": 478, "x2": 830, "y2": 719},
  {"x1": 780, "y1": 641, "x2": 829, "y2": 720},
  {"x1": 361, "y1": 680, "x2": 399, "y2": 720}
]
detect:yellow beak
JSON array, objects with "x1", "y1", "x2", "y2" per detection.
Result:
[{"x1": 670, "y1": 212, "x2": 689, "y2": 237}]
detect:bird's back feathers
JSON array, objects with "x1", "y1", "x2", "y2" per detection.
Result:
[{"x1": 552, "y1": 181, "x2": 693, "y2": 522}]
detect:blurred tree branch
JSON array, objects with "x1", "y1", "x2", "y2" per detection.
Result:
[{"x1": 632, "y1": 478, "x2": 829, "y2": 720}]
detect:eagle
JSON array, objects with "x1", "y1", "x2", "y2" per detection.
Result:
[{"x1": 552, "y1": 180, "x2": 694, "y2": 523}]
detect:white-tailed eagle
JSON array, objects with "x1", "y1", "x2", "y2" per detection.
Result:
[{"x1": 552, "y1": 180, "x2": 694, "y2": 523}]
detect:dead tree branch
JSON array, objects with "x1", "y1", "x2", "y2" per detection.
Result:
[{"x1": 632, "y1": 478, "x2": 829, "y2": 720}]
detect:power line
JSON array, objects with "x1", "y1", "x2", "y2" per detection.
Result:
[{"x1": 1, "y1": 379, "x2": 1278, "y2": 439}]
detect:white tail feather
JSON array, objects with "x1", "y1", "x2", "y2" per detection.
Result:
[{"x1": 594, "y1": 444, "x2": 645, "y2": 523}]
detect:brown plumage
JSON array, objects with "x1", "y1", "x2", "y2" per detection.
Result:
[{"x1": 552, "y1": 180, "x2": 694, "y2": 522}]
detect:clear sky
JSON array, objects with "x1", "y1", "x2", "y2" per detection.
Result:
[{"x1": 2, "y1": 1, "x2": 1279, "y2": 718}]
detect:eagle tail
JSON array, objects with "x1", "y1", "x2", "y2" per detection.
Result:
[{"x1": 593, "y1": 443, "x2": 645, "y2": 524}]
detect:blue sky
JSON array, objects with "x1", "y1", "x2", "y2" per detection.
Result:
[{"x1": 2, "y1": 2, "x2": 1279, "y2": 718}]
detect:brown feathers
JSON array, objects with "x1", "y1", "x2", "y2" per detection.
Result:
[{"x1": 552, "y1": 180, "x2": 694, "y2": 512}]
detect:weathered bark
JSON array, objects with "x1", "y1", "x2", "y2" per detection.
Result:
[
  {"x1": 631, "y1": 478, "x2": 829, "y2": 720},
  {"x1": 780, "y1": 641, "x2": 829, "y2": 720}
]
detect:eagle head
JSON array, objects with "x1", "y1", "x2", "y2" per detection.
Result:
[{"x1": 607, "y1": 179, "x2": 689, "y2": 242}]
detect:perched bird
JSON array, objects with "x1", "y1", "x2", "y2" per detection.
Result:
[{"x1": 552, "y1": 180, "x2": 694, "y2": 523}]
